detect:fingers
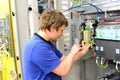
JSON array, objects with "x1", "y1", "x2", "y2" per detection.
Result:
[
  {"x1": 81, "y1": 41, "x2": 90, "y2": 48},
  {"x1": 70, "y1": 44, "x2": 82, "y2": 55},
  {"x1": 81, "y1": 41, "x2": 85, "y2": 46}
]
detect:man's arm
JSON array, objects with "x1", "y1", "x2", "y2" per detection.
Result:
[
  {"x1": 52, "y1": 43, "x2": 90, "y2": 76},
  {"x1": 52, "y1": 44, "x2": 80, "y2": 76}
]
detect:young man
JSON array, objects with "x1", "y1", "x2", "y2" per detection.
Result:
[{"x1": 23, "y1": 10, "x2": 90, "y2": 80}]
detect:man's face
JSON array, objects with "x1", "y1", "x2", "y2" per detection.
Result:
[{"x1": 51, "y1": 25, "x2": 66, "y2": 41}]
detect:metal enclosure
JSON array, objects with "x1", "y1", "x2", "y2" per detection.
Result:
[{"x1": 54, "y1": 0, "x2": 120, "y2": 80}]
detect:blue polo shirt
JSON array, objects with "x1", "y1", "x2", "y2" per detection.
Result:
[{"x1": 24, "y1": 33, "x2": 63, "y2": 80}]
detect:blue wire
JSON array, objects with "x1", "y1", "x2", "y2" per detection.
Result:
[
  {"x1": 63, "y1": 3, "x2": 102, "y2": 12},
  {"x1": 89, "y1": 3, "x2": 103, "y2": 12},
  {"x1": 89, "y1": 3, "x2": 103, "y2": 21},
  {"x1": 63, "y1": 3, "x2": 103, "y2": 21},
  {"x1": 63, "y1": 3, "x2": 83, "y2": 12}
]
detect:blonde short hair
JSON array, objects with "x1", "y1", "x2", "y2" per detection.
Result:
[{"x1": 39, "y1": 9, "x2": 68, "y2": 31}]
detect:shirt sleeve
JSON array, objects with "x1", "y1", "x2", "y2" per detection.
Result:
[{"x1": 30, "y1": 43, "x2": 61, "y2": 74}]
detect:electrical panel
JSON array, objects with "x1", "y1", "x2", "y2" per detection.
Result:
[
  {"x1": 95, "y1": 16, "x2": 120, "y2": 60},
  {"x1": 94, "y1": 11, "x2": 120, "y2": 80},
  {"x1": 56, "y1": 0, "x2": 120, "y2": 80}
]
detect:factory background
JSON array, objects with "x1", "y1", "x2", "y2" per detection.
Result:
[{"x1": 0, "y1": 0, "x2": 120, "y2": 80}]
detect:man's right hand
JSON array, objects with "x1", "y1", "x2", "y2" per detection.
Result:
[{"x1": 69, "y1": 44, "x2": 81, "y2": 55}]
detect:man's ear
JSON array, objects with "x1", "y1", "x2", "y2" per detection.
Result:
[{"x1": 50, "y1": 26, "x2": 56, "y2": 32}]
